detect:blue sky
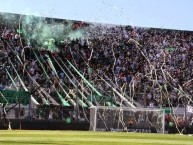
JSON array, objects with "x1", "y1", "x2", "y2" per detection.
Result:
[{"x1": 0, "y1": 0, "x2": 193, "y2": 31}]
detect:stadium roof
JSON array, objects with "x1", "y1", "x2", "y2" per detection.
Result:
[{"x1": 0, "y1": 0, "x2": 193, "y2": 31}]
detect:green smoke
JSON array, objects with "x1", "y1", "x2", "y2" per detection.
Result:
[
  {"x1": 20, "y1": 15, "x2": 87, "y2": 51},
  {"x1": 0, "y1": 12, "x2": 17, "y2": 26},
  {"x1": 0, "y1": 12, "x2": 87, "y2": 52},
  {"x1": 67, "y1": 29, "x2": 85, "y2": 40},
  {"x1": 20, "y1": 16, "x2": 62, "y2": 51}
]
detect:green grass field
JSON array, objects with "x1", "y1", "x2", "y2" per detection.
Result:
[{"x1": 0, "y1": 130, "x2": 192, "y2": 145}]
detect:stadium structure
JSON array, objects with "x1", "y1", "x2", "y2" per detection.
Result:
[{"x1": 0, "y1": 12, "x2": 193, "y2": 134}]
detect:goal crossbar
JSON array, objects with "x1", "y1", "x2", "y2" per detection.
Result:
[{"x1": 90, "y1": 106, "x2": 165, "y2": 133}]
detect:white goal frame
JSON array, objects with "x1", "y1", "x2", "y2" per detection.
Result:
[{"x1": 90, "y1": 106, "x2": 165, "y2": 133}]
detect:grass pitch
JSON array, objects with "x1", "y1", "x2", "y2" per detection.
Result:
[{"x1": 0, "y1": 130, "x2": 192, "y2": 145}]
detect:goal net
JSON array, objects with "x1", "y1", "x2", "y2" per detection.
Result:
[{"x1": 90, "y1": 106, "x2": 165, "y2": 133}]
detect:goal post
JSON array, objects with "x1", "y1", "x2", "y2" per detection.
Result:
[{"x1": 90, "y1": 106, "x2": 165, "y2": 133}]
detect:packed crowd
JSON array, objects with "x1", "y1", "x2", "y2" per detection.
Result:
[
  {"x1": 79, "y1": 24, "x2": 193, "y2": 108},
  {"x1": 0, "y1": 14, "x2": 193, "y2": 117}
]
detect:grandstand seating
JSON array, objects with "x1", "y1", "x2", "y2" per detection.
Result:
[{"x1": 0, "y1": 12, "x2": 193, "y2": 126}]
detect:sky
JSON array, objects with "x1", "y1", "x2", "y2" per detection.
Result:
[{"x1": 0, "y1": 0, "x2": 193, "y2": 31}]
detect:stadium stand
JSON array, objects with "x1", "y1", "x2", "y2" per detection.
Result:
[{"x1": 0, "y1": 12, "x2": 193, "y2": 132}]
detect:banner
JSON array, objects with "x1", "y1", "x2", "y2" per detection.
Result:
[
  {"x1": 166, "y1": 47, "x2": 174, "y2": 51},
  {"x1": 0, "y1": 90, "x2": 30, "y2": 105}
]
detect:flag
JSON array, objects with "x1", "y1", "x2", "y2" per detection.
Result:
[{"x1": 166, "y1": 47, "x2": 174, "y2": 51}]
